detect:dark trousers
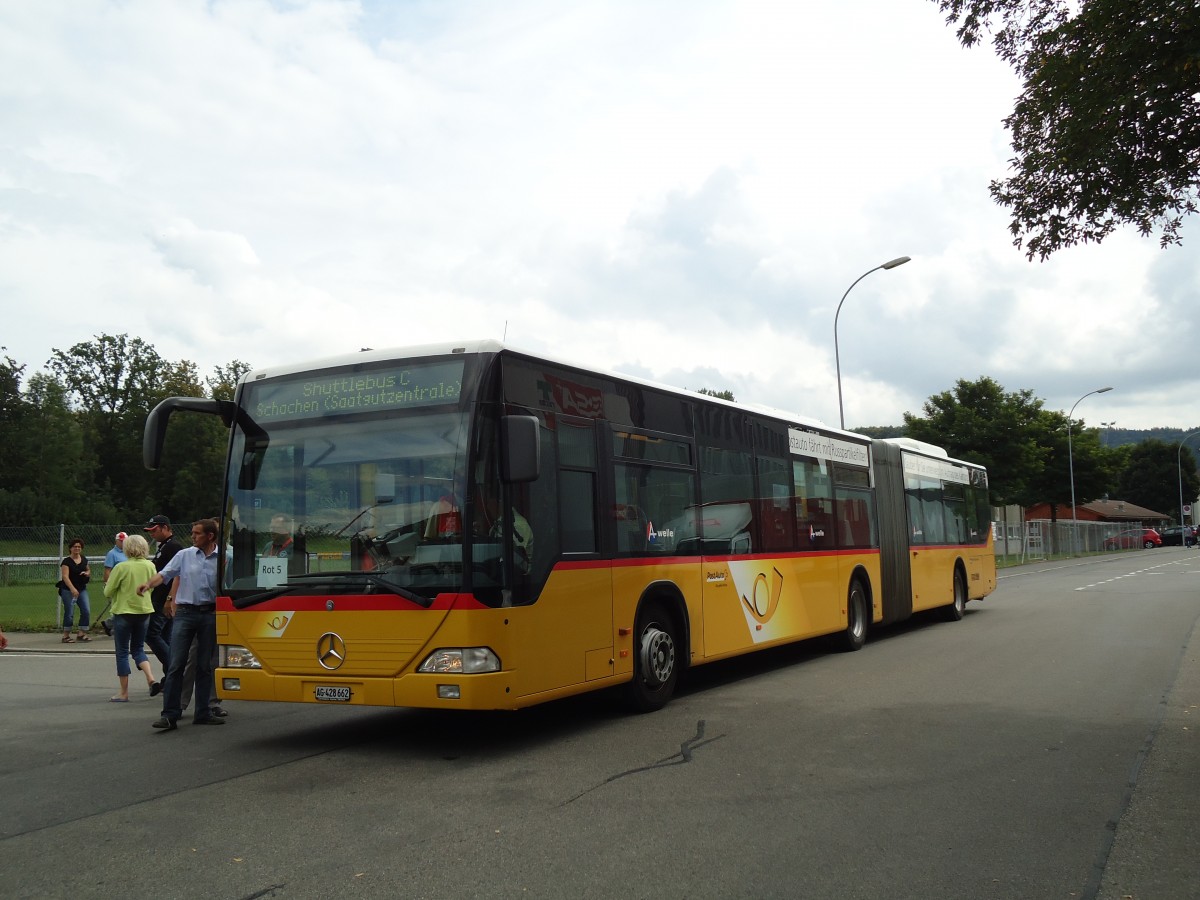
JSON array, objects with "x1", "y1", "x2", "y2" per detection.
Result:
[
  {"x1": 145, "y1": 606, "x2": 172, "y2": 669},
  {"x1": 160, "y1": 605, "x2": 216, "y2": 723}
]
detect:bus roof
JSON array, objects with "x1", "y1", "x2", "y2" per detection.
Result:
[
  {"x1": 882, "y1": 436, "x2": 985, "y2": 472},
  {"x1": 239, "y1": 338, "x2": 866, "y2": 443}
]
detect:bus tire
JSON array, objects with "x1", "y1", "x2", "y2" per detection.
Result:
[
  {"x1": 838, "y1": 578, "x2": 868, "y2": 652},
  {"x1": 625, "y1": 601, "x2": 679, "y2": 713},
  {"x1": 943, "y1": 569, "x2": 966, "y2": 622}
]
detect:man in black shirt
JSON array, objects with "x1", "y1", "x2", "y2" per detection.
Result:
[{"x1": 143, "y1": 514, "x2": 182, "y2": 673}]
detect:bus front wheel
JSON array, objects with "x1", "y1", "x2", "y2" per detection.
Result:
[
  {"x1": 943, "y1": 569, "x2": 966, "y2": 622},
  {"x1": 625, "y1": 601, "x2": 679, "y2": 713}
]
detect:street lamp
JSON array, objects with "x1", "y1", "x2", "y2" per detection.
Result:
[
  {"x1": 1068, "y1": 386, "x2": 1113, "y2": 554},
  {"x1": 1100, "y1": 421, "x2": 1116, "y2": 448},
  {"x1": 1177, "y1": 430, "x2": 1200, "y2": 542},
  {"x1": 834, "y1": 255, "x2": 911, "y2": 429}
]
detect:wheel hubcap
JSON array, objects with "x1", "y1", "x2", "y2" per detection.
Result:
[
  {"x1": 850, "y1": 594, "x2": 865, "y2": 639},
  {"x1": 640, "y1": 624, "x2": 675, "y2": 688}
]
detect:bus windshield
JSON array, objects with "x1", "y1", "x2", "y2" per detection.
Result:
[{"x1": 224, "y1": 406, "x2": 477, "y2": 605}]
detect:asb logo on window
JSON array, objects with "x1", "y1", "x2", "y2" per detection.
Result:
[{"x1": 646, "y1": 521, "x2": 675, "y2": 545}]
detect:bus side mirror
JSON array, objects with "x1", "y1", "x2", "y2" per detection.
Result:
[
  {"x1": 143, "y1": 397, "x2": 234, "y2": 470},
  {"x1": 500, "y1": 415, "x2": 540, "y2": 483}
]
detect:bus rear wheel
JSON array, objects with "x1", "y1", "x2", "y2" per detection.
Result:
[
  {"x1": 625, "y1": 601, "x2": 679, "y2": 713},
  {"x1": 943, "y1": 569, "x2": 966, "y2": 622},
  {"x1": 838, "y1": 578, "x2": 868, "y2": 652}
]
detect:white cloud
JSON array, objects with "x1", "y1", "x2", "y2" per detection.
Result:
[{"x1": 0, "y1": 0, "x2": 1195, "y2": 432}]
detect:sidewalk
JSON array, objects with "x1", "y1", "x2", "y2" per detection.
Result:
[{"x1": 2, "y1": 630, "x2": 113, "y2": 654}]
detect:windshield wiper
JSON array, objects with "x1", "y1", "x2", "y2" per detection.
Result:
[
  {"x1": 233, "y1": 572, "x2": 432, "y2": 609},
  {"x1": 335, "y1": 503, "x2": 392, "y2": 538}
]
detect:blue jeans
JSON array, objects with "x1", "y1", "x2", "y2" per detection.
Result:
[
  {"x1": 112, "y1": 613, "x2": 151, "y2": 677},
  {"x1": 161, "y1": 605, "x2": 217, "y2": 723},
  {"x1": 59, "y1": 587, "x2": 91, "y2": 630}
]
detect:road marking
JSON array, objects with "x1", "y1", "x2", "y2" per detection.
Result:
[{"x1": 1075, "y1": 559, "x2": 1200, "y2": 590}]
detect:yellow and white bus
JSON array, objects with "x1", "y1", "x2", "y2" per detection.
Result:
[{"x1": 143, "y1": 340, "x2": 995, "y2": 712}]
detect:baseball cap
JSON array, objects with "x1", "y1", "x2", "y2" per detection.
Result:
[
  {"x1": 115, "y1": 531, "x2": 128, "y2": 541},
  {"x1": 143, "y1": 514, "x2": 171, "y2": 529}
]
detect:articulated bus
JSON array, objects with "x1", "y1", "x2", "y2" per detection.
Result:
[{"x1": 143, "y1": 340, "x2": 995, "y2": 713}]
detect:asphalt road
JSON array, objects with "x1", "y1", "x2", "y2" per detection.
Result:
[{"x1": 2, "y1": 550, "x2": 1198, "y2": 899}]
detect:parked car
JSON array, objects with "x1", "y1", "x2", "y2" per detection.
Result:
[
  {"x1": 1103, "y1": 527, "x2": 1163, "y2": 550},
  {"x1": 1159, "y1": 525, "x2": 1196, "y2": 547}
]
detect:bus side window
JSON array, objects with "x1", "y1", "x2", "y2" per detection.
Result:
[
  {"x1": 794, "y1": 457, "x2": 833, "y2": 549},
  {"x1": 558, "y1": 420, "x2": 598, "y2": 554},
  {"x1": 614, "y1": 504, "x2": 647, "y2": 553},
  {"x1": 836, "y1": 492, "x2": 874, "y2": 549},
  {"x1": 755, "y1": 455, "x2": 795, "y2": 553}
]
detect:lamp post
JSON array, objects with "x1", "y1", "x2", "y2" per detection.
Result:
[
  {"x1": 1177, "y1": 430, "x2": 1200, "y2": 544},
  {"x1": 834, "y1": 255, "x2": 911, "y2": 429},
  {"x1": 1068, "y1": 386, "x2": 1113, "y2": 555},
  {"x1": 1100, "y1": 421, "x2": 1116, "y2": 448}
]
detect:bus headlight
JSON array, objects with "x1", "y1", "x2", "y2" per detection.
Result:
[
  {"x1": 220, "y1": 645, "x2": 262, "y2": 669},
  {"x1": 417, "y1": 647, "x2": 501, "y2": 674}
]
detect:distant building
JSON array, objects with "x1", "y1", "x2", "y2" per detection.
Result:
[{"x1": 1024, "y1": 499, "x2": 1170, "y2": 529}]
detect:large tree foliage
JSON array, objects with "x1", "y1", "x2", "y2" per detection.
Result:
[
  {"x1": 46, "y1": 334, "x2": 169, "y2": 513},
  {"x1": 0, "y1": 335, "x2": 252, "y2": 527},
  {"x1": 0, "y1": 358, "x2": 101, "y2": 524},
  {"x1": 904, "y1": 377, "x2": 1044, "y2": 504},
  {"x1": 1116, "y1": 439, "x2": 1200, "y2": 519},
  {"x1": 903, "y1": 376, "x2": 1114, "y2": 507},
  {"x1": 934, "y1": 0, "x2": 1200, "y2": 259}
]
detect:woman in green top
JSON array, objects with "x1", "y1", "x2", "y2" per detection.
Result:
[{"x1": 104, "y1": 534, "x2": 162, "y2": 701}]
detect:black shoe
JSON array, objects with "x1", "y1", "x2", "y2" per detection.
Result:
[
  {"x1": 101, "y1": 619, "x2": 113, "y2": 636},
  {"x1": 152, "y1": 717, "x2": 177, "y2": 731},
  {"x1": 150, "y1": 681, "x2": 163, "y2": 697},
  {"x1": 210, "y1": 707, "x2": 228, "y2": 718},
  {"x1": 193, "y1": 716, "x2": 225, "y2": 725}
]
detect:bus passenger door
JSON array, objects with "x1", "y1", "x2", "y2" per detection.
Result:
[{"x1": 513, "y1": 418, "x2": 615, "y2": 699}]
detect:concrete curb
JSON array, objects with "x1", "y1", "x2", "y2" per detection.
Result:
[{"x1": 2, "y1": 633, "x2": 113, "y2": 654}]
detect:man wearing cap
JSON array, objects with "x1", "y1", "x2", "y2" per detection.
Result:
[
  {"x1": 103, "y1": 533, "x2": 128, "y2": 583},
  {"x1": 97, "y1": 532, "x2": 129, "y2": 636},
  {"x1": 143, "y1": 515, "x2": 182, "y2": 672},
  {"x1": 138, "y1": 518, "x2": 223, "y2": 730}
]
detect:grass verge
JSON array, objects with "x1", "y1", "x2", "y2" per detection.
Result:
[{"x1": 2, "y1": 584, "x2": 67, "y2": 632}]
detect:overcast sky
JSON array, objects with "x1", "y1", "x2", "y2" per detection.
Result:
[{"x1": 2, "y1": 0, "x2": 1196, "y2": 431}]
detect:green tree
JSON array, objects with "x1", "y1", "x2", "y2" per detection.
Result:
[
  {"x1": 1116, "y1": 439, "x2": 1200, "y2": 520},
  {"x1": 207, "y1": 360, "x2": 252, "y2": 401},
  {"x1": 147, "y1": 359, "x2": 253, "y2": 521},
  {"x1": 28, "y1": 372, "x2": 116, "y2": 520},
  {"x1": 695, "y1": 388, "x2": 736, "y2": 401},
  {"x1": 903, "y1": 377, "x2": 1046, "y2": 505},
  {"x1": 933, "y1": 0, "x2": 1200, "y2": 259},
  {"x1": 47, "y1": 334, "x2": 169, "y2": 516},
  {"x1": 903, "y1": 376, "x2": 1116, "y2": 509},
  {"x1": 47, "y1": 333, "x2": 165, "y2": 416},
  {"x1": 0, "y1": 352, "x2": 28, "y2": 495},
  {"x1": 1022, "y1": 411, "x2": 1117, "y2": 518},
  {"x1": 0, "y1": 372, "x2": 108, "y2": 525}
]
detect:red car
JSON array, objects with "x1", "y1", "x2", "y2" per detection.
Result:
[{"x1": 1103, "y1": 528, "x2": 1163, "y2": 550}]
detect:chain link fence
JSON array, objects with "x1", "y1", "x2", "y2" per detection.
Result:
[
  {"x1": 0, "y1": 524, "x2": 152, "y2": 629},
  {"x1": 993, "y1": 516, "x2": 1167, "y2": 563}
]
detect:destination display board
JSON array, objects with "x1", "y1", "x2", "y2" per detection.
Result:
[{"x1": 246, "y1": 360, "x2": 465, "y2": 424}]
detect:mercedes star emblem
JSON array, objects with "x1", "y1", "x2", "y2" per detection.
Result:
[{"x1": 316, "y1": 632, "x2": 346, "y2": 670}]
